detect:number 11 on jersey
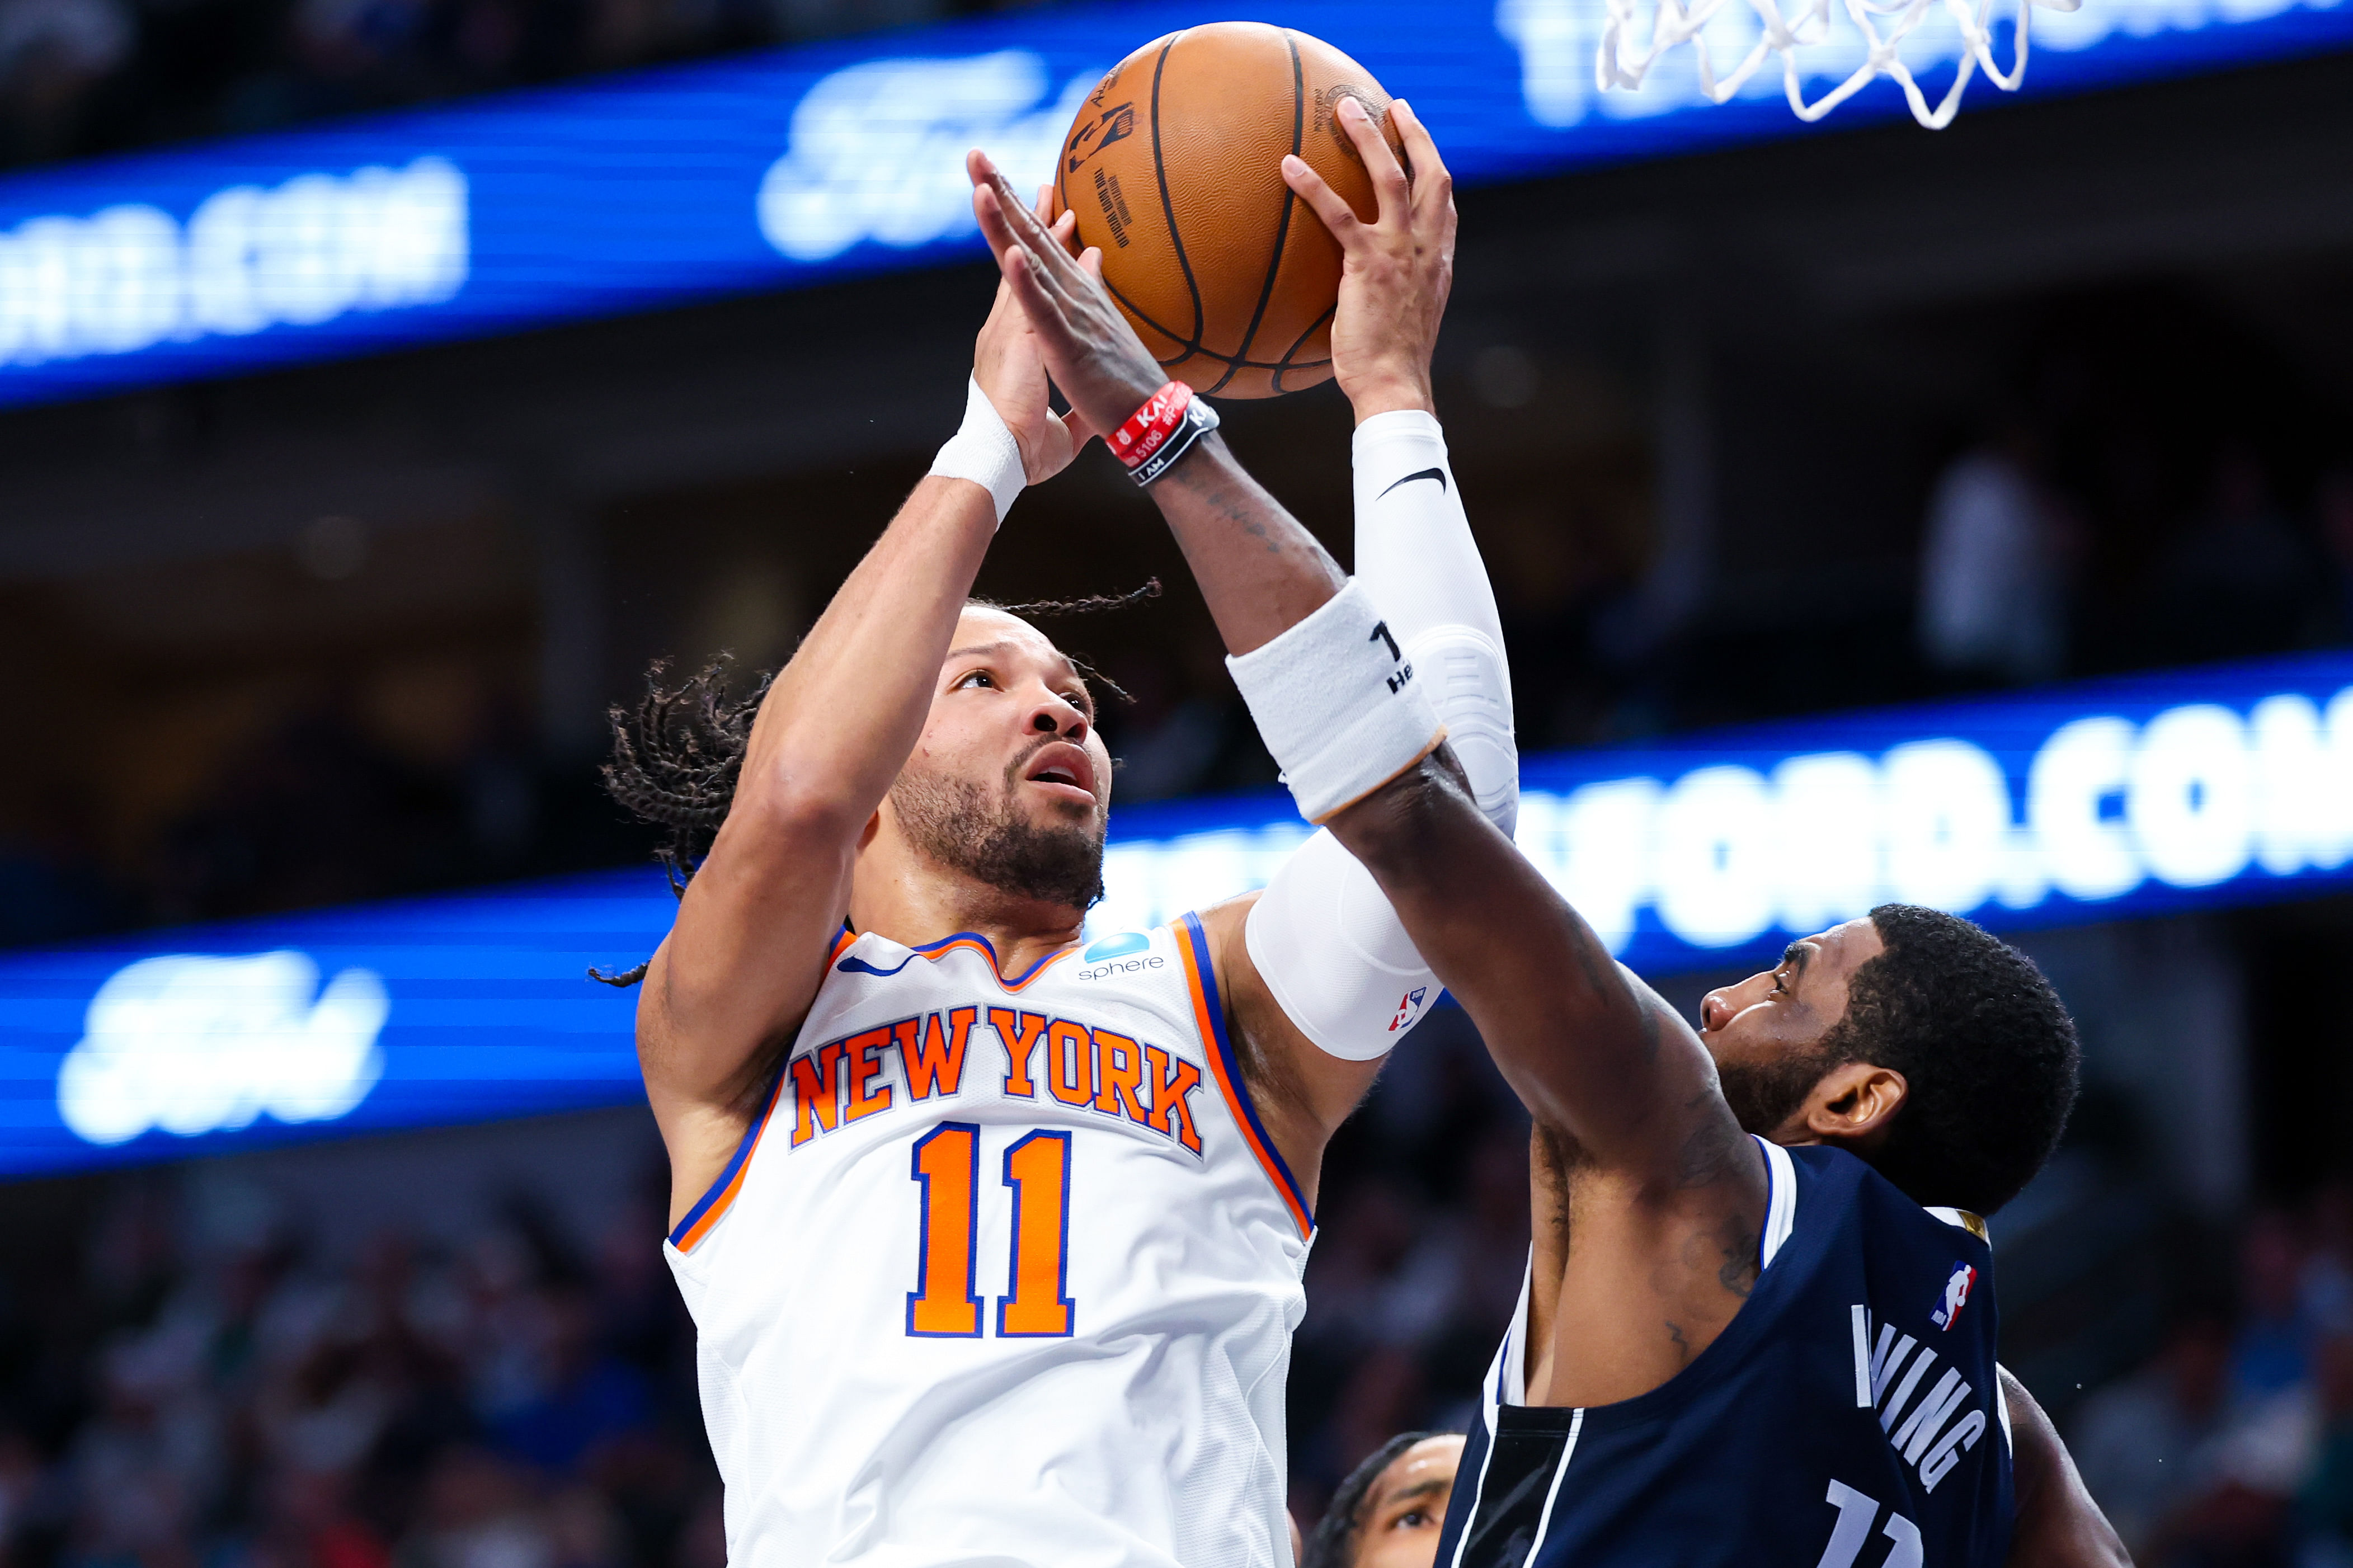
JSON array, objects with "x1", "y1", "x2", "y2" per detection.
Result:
[{"x1": 907, "y1": 1124, "x2": 1076, "y2": 1338}]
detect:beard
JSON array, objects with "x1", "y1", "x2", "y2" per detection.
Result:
[
  {"x1": 1715, "y1": 1045, "x2": 1838, "y2": 1137},
  {"x1": 890, "y1": 750, "x2": 1105, "y2": 913}
]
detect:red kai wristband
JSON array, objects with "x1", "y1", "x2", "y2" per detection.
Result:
[{"x1": 1109, "y1": 380, "x2": 1220, "y2": 486}]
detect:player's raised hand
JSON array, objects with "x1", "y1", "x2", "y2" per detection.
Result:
[
  {"x1": 1281, "y1": 96, "x2": 1455, "y2": 423},
  {"x1": 973, "y1": 182, "x2": 1093, "y2": 484},
  {"x1": 968, "y1": 149, "x2": 1168, "y2": 445}
]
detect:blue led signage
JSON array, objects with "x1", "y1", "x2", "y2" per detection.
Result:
[
  {"x1": 0, "y1": 0, "x2": 2348, "y2": 408},
  {"x1": 1, "y1": 651, "x2": 2347, "y2": 1176}
]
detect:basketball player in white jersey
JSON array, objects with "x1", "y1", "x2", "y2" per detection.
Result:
[{"x1": 625, "y1": 105, "x2": 1504, "y2": 1566}]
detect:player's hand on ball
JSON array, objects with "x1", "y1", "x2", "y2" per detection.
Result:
[
  {"x1": 1281, "y1": 96, "x2": 1455, "y2": 423},
  {"x1": 974, "y1": 185, "x2": 1094, "y2": 485},
  {"x1": 969, "y1": 150, "x2": 1169, "y2": 446}
]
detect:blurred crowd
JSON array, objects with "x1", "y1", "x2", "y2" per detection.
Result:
[
  {"x1": 0, "y1": 701, "x2": 651, "y2": 950},
  {"x1": 2070, "y1": 1185, "x2": 2353, "y2": 1568},
  {"x1": 0, "y1": 0, "x2": 1036, "y2": 168},
  {"x1": 1917, "y1": 436, "x2": 2353, "y2": 695},
  {"x1": 0, "y1": 1167, "x2": 724, "y2": 1568}
]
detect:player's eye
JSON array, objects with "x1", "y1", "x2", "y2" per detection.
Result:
[
  {"x1": 954, "y1": 670, "x2": 996, "y2": 691},
  {"x1": 1770, "y1": 969, "x2": 1790, "y2": 996},
  {"x1": 1394, "y1": 1510, "x2": 1430, "y2": 1529}
]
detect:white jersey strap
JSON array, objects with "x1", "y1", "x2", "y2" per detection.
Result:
[
  {"x1": 1496, "y1": 1249, "x2": 1534, "y2": 1410},
  {"x1": 1757, "y1": 1136, "x2": 1799, "y2": 1269}
]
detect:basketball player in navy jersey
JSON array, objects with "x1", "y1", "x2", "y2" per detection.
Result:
[{"x1": 969, "y1": 91, "x2": 2130, "y2": 1568}]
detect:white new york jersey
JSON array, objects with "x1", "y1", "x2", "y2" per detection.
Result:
[{"x1": 662, "y1": 915, "x2": 1314, "y2": 1568}]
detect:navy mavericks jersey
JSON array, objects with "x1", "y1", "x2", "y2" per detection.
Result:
[{"x1": 1433, "y1": 1139, "x2": 2012, "y2": 1568}]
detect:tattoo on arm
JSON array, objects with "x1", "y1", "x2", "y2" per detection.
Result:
[
  {"x1": 1714, "y1": 1209, "x2": 1759, "y2": 1298},
  {"x1": 1672, "y1": 1099, "x2": 1749, "y2": 1189},
  {"x1": 1568, "y1": 936, "x2": 1612, "y2": 997}
]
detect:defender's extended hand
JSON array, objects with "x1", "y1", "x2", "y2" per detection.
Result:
[
  {"x1": 1281, "y1": 97, "x2": 1455, "y2": 423},
  {"x1": 973, "y1": 183, "x2": 1093, "y2": 484},
  {"x1": 968, "y1": 150, "x2": 1168, "y2": 442}
]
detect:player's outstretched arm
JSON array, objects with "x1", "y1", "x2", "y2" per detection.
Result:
[
  {"x1": 640, "y1": 205, "x2": 1088, "y2": 1225},
  {"x1": 970, "y1": 153, "x2": 1390, "y2": 1195},
  {"x1": 970, "y1": 150, "x2": 1761, "y2": 1391},
  {"x1": 1240, "y1": 95, "x2": 1522, "y2": 1080},
  {"x1": 1290, "y1": 98, "x2": 1518, "y2": 837},
  {"x1": 2001, "y1": 1369, "x2": 2134, "y2": 1567},
  {"x1": 1321, "y1": 763, "x2": 1749, "y2": 1198}
]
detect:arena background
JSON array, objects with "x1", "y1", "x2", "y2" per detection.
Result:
[{"x1": 2, "y1": 0, "x2": 2352, "y2": 1562}]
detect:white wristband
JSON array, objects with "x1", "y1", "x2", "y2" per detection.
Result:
[
  {"x1": 929, "y1": 376, "x2": 1026, "y2": 526},
  {"x1": 1226, "y1": 579, "x2": 1445, "y2": 823}
]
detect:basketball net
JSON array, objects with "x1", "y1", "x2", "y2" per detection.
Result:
[{"x1": 1597, "y1": 0, "x2": 2081, "y2": 128}]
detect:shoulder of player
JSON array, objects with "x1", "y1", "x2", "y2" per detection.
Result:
[
  {"x1": 1184, "y1": 897, "x2": 1368, "y2": 1162},
  {"x1": 636, "y1": 941, "x2": 813, "y2": 1105},
  {"x1": 1190, "y1": 901, "x2": 1307, "y2": 1091},
  {"x1": 1185, "y1": 898, "x2": 1284, "y2": 1086},
  {"x1": 1829, "y1": 1148, "x2": 1996, "y2": 1252},
  {"x1": 1190, "y1": 889, "x2": 1260, "y2": 938}
]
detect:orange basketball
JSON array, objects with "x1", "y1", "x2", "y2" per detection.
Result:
[{"x1": 1056, "y1": 23, "x2": 1405, "y2": 399}]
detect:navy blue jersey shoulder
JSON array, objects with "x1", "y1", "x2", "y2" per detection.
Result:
[{"x1": 1434, "y1": 1143, "x2": 2012, "y2": 1568}]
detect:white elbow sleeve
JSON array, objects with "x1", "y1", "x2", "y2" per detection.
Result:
[
  {"x1": 1245, "y1": 827, "x2": 1442, "y2": 1062},
  {"x1": 1352, "y1": 409, "x2": 1519, "y2": 836}
]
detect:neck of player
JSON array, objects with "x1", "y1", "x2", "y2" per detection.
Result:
[{"x1": 849, "y1": 818, "x2": 1088, "y2": 976}]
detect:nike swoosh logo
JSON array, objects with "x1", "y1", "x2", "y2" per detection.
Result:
[
  {"x1": 837, "y1": 954, "x2": 915, "y2": 977},
  {"x1": 1379, "y1": 467, "x2": 1446, "y2": 498}
]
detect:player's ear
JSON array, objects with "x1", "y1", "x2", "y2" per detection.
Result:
[{"x1": 1801, "y1": 1061, "x2": 1907, "y2": 1146}]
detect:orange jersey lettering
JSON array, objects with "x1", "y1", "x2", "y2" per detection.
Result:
[
  {"x1": 899, "y1": 1006, "x2": 976, "y2": 1100},
  {"x1": 789, "y1": 1041, "x2": 847, "y2": 1147},
  {"x1": 991, "y1": 1007, "x2": 1048, "y2": 1098}
]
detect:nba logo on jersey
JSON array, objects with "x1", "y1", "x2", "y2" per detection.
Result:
[
  {"x1": 1388, "y1": 986, "x2": 1429, "y2": 1033},
  {"x1": 1930, "y1": 1262, "x2": 1976, "y2": 1330}
]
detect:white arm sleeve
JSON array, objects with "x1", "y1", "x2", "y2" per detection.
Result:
[
  {"x1": 1241, "y1": 409, "x2": 1519, "y2": 1061},
  {"x1": 1244, "y1": 826, "x2": 1442, "y2": 1060},
  {"x1": 1352, "y1": 408, "x2": 1517, "y2": 834}
]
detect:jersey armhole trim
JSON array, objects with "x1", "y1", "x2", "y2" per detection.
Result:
[
  {"x1": 1450, "y1": 1398, "x2": 1503, "y2": 1568},
  {"x1": 669, "y1": 1060, "x2": 789, "y2": 1252},
  {"x1": 667, "y1": 927, "x2": 854, "y2": 1251},
  {"x1": 1757, "y1": 1137, "x2": 1798, "y2": 1269},
  {"x1": 1176, "y1": 911, "x2": 1314, "y2": 1239}
]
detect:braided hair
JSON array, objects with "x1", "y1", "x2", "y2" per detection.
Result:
[{"x1": 587, "y1": 582, "x2": 1158, "y2": 987}]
